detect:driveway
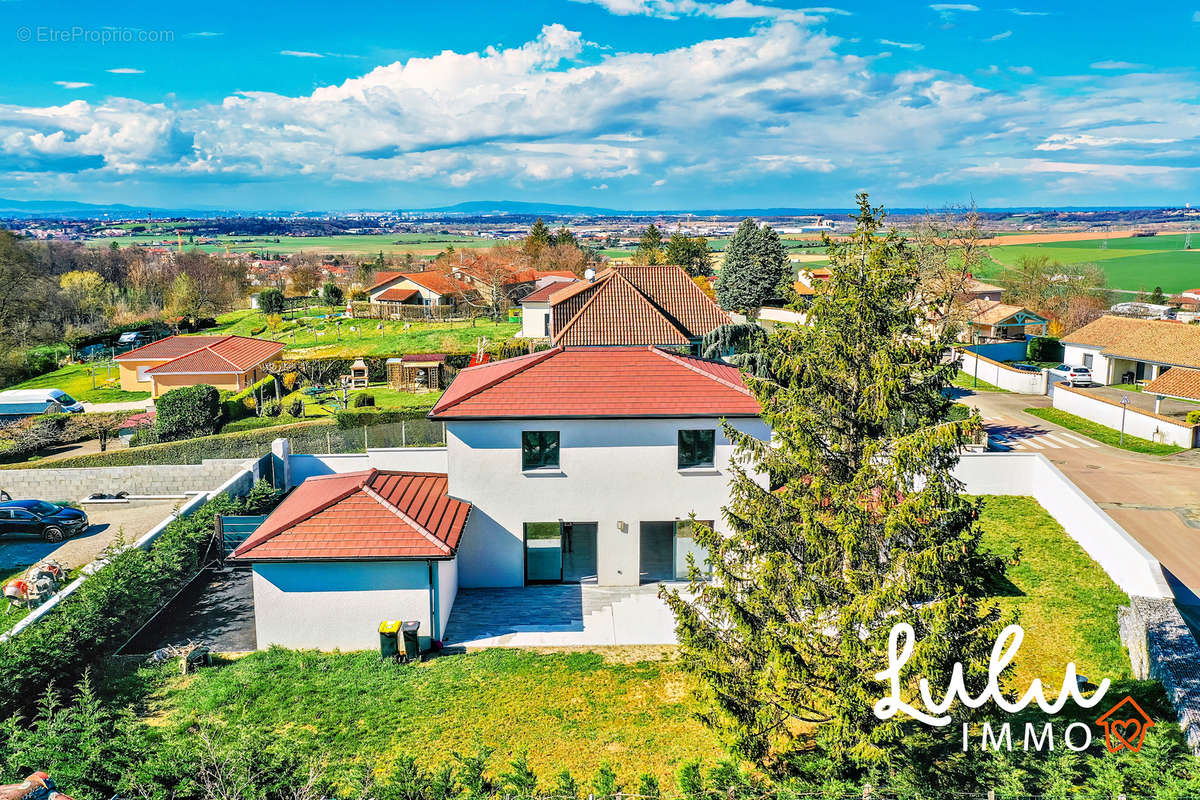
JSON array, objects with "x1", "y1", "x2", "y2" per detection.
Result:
[
  {"x1": 444, "y1": 582, "x2": 689, "y2": 647},
  {"x1": 82, "y1": 398, "x2": 154, "y2": 413},
  {"x1": 0, "y1": 499, "x2": 181, "y2": 574},
  {"x1": 958, "y1": 388, "x2": 1200, "y2": 602}
]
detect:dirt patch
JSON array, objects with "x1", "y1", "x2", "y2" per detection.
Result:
[{"x1": 983, "y1": 230, "x2": 1138, "y2": 246}]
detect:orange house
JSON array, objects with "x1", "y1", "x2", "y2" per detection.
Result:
[{"x1": 114, "y1": 335, "x2": 286, "y2": 397}]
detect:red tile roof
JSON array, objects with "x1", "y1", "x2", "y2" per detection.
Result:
[
  {"x1": 550, "y1": 265, "x2": 729, "y2": 346},
  {"x1": 429, "y1": 346, "x2": 760, "y2": 419},
  {"x1": 521, "y1": 280, "x2": 580, "y2": 304},
  {"x1": 376, "y1": 287, "x2": 419, "y2": 302},
  {"x1": 142, "y1": 336, "x2": 284, "y2": 375},
  {"x1": 114, "y1": 335, "x2": 228, "y2": 362},
  {"x1": 400, "y1": 271, "x2": 471, "y2": 296},
  {"x1": 369, "y1": 271, "x2": 405, "y2": 291},
  {"x1": 232, "y1": 470, "x2": 470, "y2": 561}
]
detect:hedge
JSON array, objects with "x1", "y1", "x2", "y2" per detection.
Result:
[
  {"x1": 1026, "y1": 336, "x2": 1062, "y2": 363},
  {"x1": 0, "y1": 480, "x2": 279, "y2": 720},
  {"x1": 5, "y1": 419, "x2": 331, "y2": 468},
  {"x1": 1188, "y1": 410, "x2": 1200, "y2": 426},
  {"x1": 156, "y1": 384, "x2": 221, "y2": 441},
  {"x1": 334, "y1": 407, "x2": 434, "y2": 429},
  {"x1": 223, "y1": 375, "x2": 282, "y2": 423}
]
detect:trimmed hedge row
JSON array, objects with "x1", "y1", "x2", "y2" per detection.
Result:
[
  {"x1": 223, "y1": 374, "x2": 282, "y2": 423},
  {"x1": 0, "y1": 480, "x2": 279, "y2": 720},
  {"x1": 333, "y1": 407, "x2": 434, "y2": 430},
  {"x1": 6, "y1": 419, "x2": 330, "y2": 468}
]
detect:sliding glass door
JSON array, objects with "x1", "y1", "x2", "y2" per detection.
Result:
[{"x1": 524, "y1": 522, "x2": 599, "y2": 584}]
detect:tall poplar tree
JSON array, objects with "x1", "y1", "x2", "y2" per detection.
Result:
[
  {"x1": 664, "y1": 195, "x2": 1008, "y2": 774},
  {"x1": 714, "y1": 218, "x2": 788, "y2": 311}
]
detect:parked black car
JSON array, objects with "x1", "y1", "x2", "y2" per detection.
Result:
[{"x1": 0, "y1": 500, "x2": 89, "y2": 543}]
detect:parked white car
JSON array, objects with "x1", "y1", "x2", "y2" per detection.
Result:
[{"x1": 1049, "y1": 364, "x2": 1093, "y2": 387}]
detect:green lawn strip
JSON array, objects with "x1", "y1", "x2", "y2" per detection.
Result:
[
  {"x1": 975, "y1": 495, "x2": 1134, "y2": 689},
  {"x1": 137, "y1": 648, "x2": 718, "y2": 787},
  {"x1": 6, "y1": 363, "x2": 150, "y2": 403},
  {"x1": 1023, "y1": 407, "x2": 1185, "y2": 456},
  {"x1": 952, "y1": 370, "x2": 1007, "y2": 393}
]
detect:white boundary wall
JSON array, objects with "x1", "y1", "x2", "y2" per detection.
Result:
[
  {"x1": 957, "y1": 349, "x2": 1047, "y2": 394},
  {"x1": 953, "y1": 452, "x2": 1171, "y2": 599},
  {"x1": 288, "y1": 447, "x2": 449, "y2": 487},
  {"x1": 1051, "y1": 385, "x2": 1198, "y2": 449}
]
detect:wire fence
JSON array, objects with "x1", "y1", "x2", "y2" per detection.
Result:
[{"x1": 283, "y1": 419, "x2": 446, "y2": 455}]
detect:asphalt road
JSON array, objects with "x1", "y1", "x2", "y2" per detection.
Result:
[{"x1": 957, "y1": 388, "x2": 1200, "y2": 602}]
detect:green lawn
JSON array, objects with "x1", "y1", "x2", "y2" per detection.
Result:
[
  {"x1": 5, "y1": 363, "x2": 150, "y2": 403},
  {"x1": 220, "y1": 383, "x2": 435, "y2": 432},
  {"x1": 1024, "y1": 406, "x2": 1185, "y2": 455},
  {"x1": 952, "y1": 370, "x2": 1007, "y2": 392},
  {"x1": 138, "y1": 648, "x2": 718, "y2": 787},
  {"x1": 88, "y1": 233, "x2": 495, "y2": 256},
  {"x1": 975, "y1": 495, "x2": 1134, "y2": 688},
  {"x1": 980, "y1": 233, "x2": 1200, "y2": 293},
  {"x1": 207, "y1": 309, "x2": 519, "y2": 358}
]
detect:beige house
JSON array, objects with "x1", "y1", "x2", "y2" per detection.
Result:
[{"x1": 114, "y1": 335, "x2": 285, "y2": 397}]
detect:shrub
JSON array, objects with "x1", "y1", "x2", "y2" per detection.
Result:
[
  {"x1": 1026, "y1": 336, "x2": 1062, "y2": 363},
  {"x1": 1188, "y1": 410, "x2": 1200, "y2": 425},
  {"x1": 154, "y1": 384, "x2": 221, "y2": 441},
  {"x1": 222, "y1": 375, "x2": 279, "y2": 423},
  {"x1": 334, "y1": 408, "x2": 432, "y2": 429},
  {"x1": 352, "y1": 392, "x2": 375, "y2": 408},
  {"x1": 257, "y1": 288, "x2": 286, "y2": 315},
  {"x1": 263, "y1": 400, "x2": 282, "y2": 417},
  {"x1": 249, "y1": 324, "x2": 267, "y2": 335},
  {"x1": 288, "y1": 397, "x2": 305, "y2": 418},
  {"x1": 281, "y1": 371, "x2": 300, "y2": 391}
]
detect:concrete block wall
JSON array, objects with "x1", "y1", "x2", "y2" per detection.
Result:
[{"x1": 0, "y1": 458, "x2": 249, "y2": 501}]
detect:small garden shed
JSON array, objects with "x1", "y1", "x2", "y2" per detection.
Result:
[{"x1": 388, "y1": 354, "x2": 448, "y2": 393}]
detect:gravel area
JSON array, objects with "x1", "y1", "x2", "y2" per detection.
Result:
[{"x1": 0, "y1": 498, "x2": 184, "y2": 573}]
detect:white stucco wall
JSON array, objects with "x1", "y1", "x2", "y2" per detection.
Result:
[
  {"x1": 952, "y1": 452, "x2": 1171, "y2": 599},
  {"x1": 445, "y1": 416, "x2": 771, "y2": 588},
  {"x1": 1062, "y1": 344, "x2": 1112, "y2": 384},
  {"x1": 519, "y1": 302, "x2": 551, "y2": 338},
  {"x1": 957, "y1": 349, "x2": 1047, "y2": 394},
  {"x1": 289, "y1": 448, "x2": 449, "y2": 486},
  {"x1": 436, "y1": 557, "x2": 458, "y2": 639},
  {"x1": 1051, "y1": 385, "x2": 1197, "y2": 448},
  {"x1": 252, "y1": 560, "x2": 435, "y2": 650}
]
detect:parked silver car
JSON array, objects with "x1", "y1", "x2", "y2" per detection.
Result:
[{"x1": 1049, "y1": 364, "x2": 1092, "y2": 387}]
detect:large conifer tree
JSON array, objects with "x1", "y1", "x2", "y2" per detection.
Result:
[
  {"x1": 714, "y1": 218, "x2": 788, "y2": 311},
  {"x1": 665, "y1": 195, "x2": 1008, "y2": 774}
]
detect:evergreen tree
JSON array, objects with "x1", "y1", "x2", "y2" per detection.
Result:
[
  {"x1": 524, "y1": 218, "x2": 552, "y2": 256},
  {"x1": 666, "y1": 229, "x2": 715, "y2": 277},
  {"x1": 1151, "y1": 286, "x2": 1165, "y2": 305},
  {"x1": 713, "y1": 218, "x2": 788, "y2": 311},
  {"x1": 634, "y1": 224, "x2": 665, "y2": 265},
  {"x1": 664, "y1": 194, "x2": 1008, "y2": 773},
  {"x1": 320, "y1": 281, "x2": 344, "y2": 306},
  {"x1": 552, "y1": 225, "x2": 578, "y2": 248}
]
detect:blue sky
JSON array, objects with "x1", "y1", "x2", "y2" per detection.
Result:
[{"x1": 3, "y1": 0, "x2": 1200, "y2": 210}]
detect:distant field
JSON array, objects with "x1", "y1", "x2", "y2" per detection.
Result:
[
  {"x1": 89, "y1": 232, "x2": 499, "y2": 256},
  {"x1": 980, "y1": 233, "x2": 1200, "y2": 293}
]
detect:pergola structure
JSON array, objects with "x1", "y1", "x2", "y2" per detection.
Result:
[{"x1": 387, "y1": 354, "x2": 448, "y2": 393}]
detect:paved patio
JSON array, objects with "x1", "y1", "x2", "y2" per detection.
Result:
[
  {"x1": 122, "y1": 567, "x2": 257, "y2": 653},
  {"x1": 1082, "y1": 385, "x2": 1199, "y2": 421},
  {"x1": 444, "y1": 582, "x2": 690, "y2": 647}
]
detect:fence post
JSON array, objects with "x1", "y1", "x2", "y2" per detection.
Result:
[
  {"x1": 402, "y1": 420, "x2": 407, "y2": 447},
  {"x1": 363, "y1": 425, "x2": 368, "y2": 452},
  {"x1": 326, "y1": 430, "x2": 332, "y2": 454},
  {"x1": 862, "y1": 784, "x2": 871, "y2": 800},
  {"x1": 988, "y1": 790, "x2": 995, "y2": 800}
]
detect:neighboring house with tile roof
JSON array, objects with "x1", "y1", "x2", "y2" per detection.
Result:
[
  {"x1": 1062, "y1": 315, "x2": 1200, "y2": 385},
  {"x1": 964, "y1": 300, "x2": 1048, "y2": 343},
  {"x1": 548, "y1": 265, "x2": 730, "y2": 347},
  {"x1": 518, "y1": 278, "x2": 580, "y2": 338},
  {"x1": 427, "y1": 345, "x2": 768, "y2": 589},
  {"x1": 231, "y1": 469, "x2": 470, "y2": 649},
  {"x1": 113, "y1": 334, "x2": 285, "y2": 397},
  {"x1": 368, "y1": 271, "x2": 474, "y2": 308}
]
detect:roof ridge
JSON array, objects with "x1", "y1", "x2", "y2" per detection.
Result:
[
  {"x1": 553, "y1": 275, "x2": 616, "y2": 343},
  {"x1": 433, "y1": 347, "x2": 563, "y2": 414},
  {"x1": 650, "y1": 346, "x2": 754, "y2": 396},
  {"x1": 362, "y1": 481, "x2": 452, "y2": 555},
  {"x1": 613, "y1": 269, "x2": 695, "y2": 342},
  {"x1": 207, "y1": 336, "x2": 243, "y2": 369},
  {"x1": 232, "y1": 470, "x2": 372, "y2": 557}
]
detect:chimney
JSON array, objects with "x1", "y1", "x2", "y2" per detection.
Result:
[{"x1": 584, "y1": 267, "x2": 596, "y2": 283}]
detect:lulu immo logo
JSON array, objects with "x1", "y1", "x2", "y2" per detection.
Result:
[{"x1": 1096, "y1": 696, "x2": 1154, "y2": 754}]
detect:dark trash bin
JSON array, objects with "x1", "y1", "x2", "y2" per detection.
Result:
[
  {"x1": 379, "y1": 620, "x2": 401, "y2": 658},
  {"x1": 401, "y1": 620, "x2": 420, "y2": 661}
]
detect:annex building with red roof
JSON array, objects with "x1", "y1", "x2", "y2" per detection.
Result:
[
  {"x1": 368, "y1": 270, "x2": 474, "y2": 309},
  {"x1": 113, "y1": 334, "x2": 285, "y2": 397}
]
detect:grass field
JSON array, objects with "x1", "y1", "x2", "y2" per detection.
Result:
[
  {"x1": 981, "y1": 233, "x2": 1200, "y2": 293},
  {"x1": 1024, "y1": 406, "x2": 1186, "y2": 455},
  {"x1": 5, "y1": 362, "x2": 149, "y2": 403},
  {"x1": 208, "y1": 309, "x2": 519, "y2": 358},
  {"x1": 952, "y1": 370, "x2": 1007, "y2": 392},
  {"x1": 128, "y1": 496, "x2": 1136, "y2": 786}
]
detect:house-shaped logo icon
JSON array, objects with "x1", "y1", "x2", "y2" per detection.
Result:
[{"x1": 1096, "y1": 696, "x2": 1154, "y2": 754}]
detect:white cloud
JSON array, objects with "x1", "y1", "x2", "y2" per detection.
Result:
[
  {"x1": 652, "y1": 178, "x2": 667, "y2": 186},
  {"x1": 106, "y1": 68, "x2": 145, "y2": 75},
  {"x1": 592, "y1": 183, "x2": 609, "y2": 190},
  {"x1": 986, "y1": 31, "x2": 1012, "y2": 41},
  {"x1": 1193, "y1": 10, "x2": 1200, "y2": 21},
  {"x1": 1009, "y1": 7, "x2": 1049, "y2": 15},
  {"x1": 53, "y1": 81, "x2": 92, "y2": 89},
  {"x1": 569, "y1": 0, "x2": 843, "y2": 21},
  {"x1": 280, "y1": 50, "x2": 324, "y2": 58},
  {"x1": 878, "y1": 38, "x2": 924, "y2": 51},
  {"x1": 186, "y1": 31, "x2": 223, "y2": 38},
  {"x1": 1009, "y1": 65, "x2": 1033, "y2": 75},
  {"x1": 930, "y1": 3, "x2": 979, "y2": 11},
  {"x1": 1090, "y1": 60, "x2": 1146, "y2": 70},
  {"x1": 1036, "y1": 134, "x2": 1181, "y2": 151}
]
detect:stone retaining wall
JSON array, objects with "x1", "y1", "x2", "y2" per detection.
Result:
[
  {"x1": 1120, "y1": 597, "x2": 1200, "y2": 754},
  {"x1": 0, "y1": 459, "x2": 249, "y2": 501}
]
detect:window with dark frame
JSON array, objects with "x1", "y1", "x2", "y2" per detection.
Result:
[
  {"x1": 522, "y1": 430, "x2": 560, "y2": 470},
  {"x1": 677, "y1": 429, "x2": 716, "y2": 469}
]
